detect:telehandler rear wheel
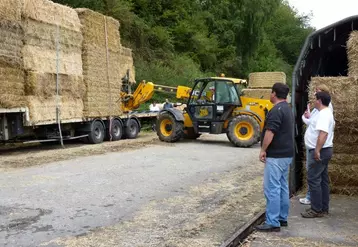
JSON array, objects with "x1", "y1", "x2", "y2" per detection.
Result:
[
  {"x1": 227, "y1": 115, "x2": 260, "y2": 147},
  {"x1": 156, "y1": 112, "x2": 184, "y2": 142}
]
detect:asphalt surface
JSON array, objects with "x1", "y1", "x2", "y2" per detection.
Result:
[{"x1": 0, "y1": 134, "x2": 264, "y2": 247}]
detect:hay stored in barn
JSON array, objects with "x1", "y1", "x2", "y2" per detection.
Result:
[
  {"x1": 26, "y1": 96, "x2": 84, "y2": 124},
  {"x1": 248, "y1": 72, "x2": 286, "y2": 88},
  {"x1": 77, "y1": 8, "x2": 123, "y2": 118},
  {"x1": 23, "y1": 0, "x2": 81, "y2": 32},
  {"x1": 0, "y1": 21, "x2": 24, "y2": 68},
  {"x1": 25, "y1": 72, "x2": 85, "y2": 98},
  {"x1": 347, "y1": 31, "x2": 358, "y2": 77},
  {"x1": 0, "y1": 0, "x2": 23, "y2": 22},
  {"x1": 241, "y1": 89, "x2": 272, "y2": 100}
]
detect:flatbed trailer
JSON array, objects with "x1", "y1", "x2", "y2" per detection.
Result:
[{"x1": 0, "y1": 107, "x2": 159, "y2": 145}]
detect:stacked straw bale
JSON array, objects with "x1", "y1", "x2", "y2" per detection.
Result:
[
  {"x1": 347, "y1": 31, "x2": 358, "y2": 77},
  {"x1": 76, "y1": 8, "x2": 123, "y2": 118},
  {"x1": 248, "y1": 72, "x2": 286, "y2": 88},
  {"x1": 241, "y1": 88, "x2": 272, "y2": 100},
  {"x1": 21, "y1": 0, "x2": 85, "y2": 123},
  {"x1": 0, "y1": 0, "x2": 26, "y2": 108},
  {"x1": 119, "y1": 47, "x2": 136, "y2": 83},
  {"x1": 308, "y1": 76, "x2": 358, "y2": 195}
]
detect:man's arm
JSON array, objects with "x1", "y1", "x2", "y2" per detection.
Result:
[
  {"x1": 314, "y1": 130, "x2": 328, "y2": 160},
  {"x1": 261, "y1": 130, "x2": 274, "y2": 152}
]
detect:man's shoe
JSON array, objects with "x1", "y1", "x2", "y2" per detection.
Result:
[
  {"x1": 301, "y1": 208, "x2": 323, "y2": 218},
  {"x1": 279, "y1": 220, "x2": 288, "y2": 227},
  {"x1": 255, "y1": 223, "x2": 280, "y2": 232},
  {"x1": 322, "y1": 210, "x2": 329, "y2": 215},
  {"x1": 299, "y1": 198, "x2": 311, "y2": 205}
]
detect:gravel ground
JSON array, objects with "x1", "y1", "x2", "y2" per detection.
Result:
[{"x1": 0, "y1": 133, "x2": 265, "y2": 247}]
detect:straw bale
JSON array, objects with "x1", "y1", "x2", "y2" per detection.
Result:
[
  {"x1": 241, "y1": 89, "x2": 272, "y2": 100},
  {"x1": 329, "y1": 164, "x2": 358, "y2": 187},
  {"x1": 347, "y1": 31, "x2": 358, "y2": 77},
  {"x1": 331, "y1": 154, "x2": 358, "y2": 166},
  {"x1": 119, "y1": 47, "x2": 136, "y2": 83},
  {"x1": 331, "y1": 185, "x2": 358, "y2": 196},
  {"x1": 76, "y1": 8, "x2": 121, "y2": 53},
  {"x1": 25, "y1": 72, "x2": 85, "y2": 98},
  {"x1": 22, "y1": 45, "x2": 83, "y2": 76},
  {"x1": 23, "y1": 19, "x2": 83, "y2": 52},
  {"x1": 333, "y1": 141, "x2": 358, "y2": 154},
  {"x1": 0, "y1": 0, "x2": 23, "y2": 22},
  {"x1": 0, "y1": 94, "x2": 27, "y2": 108},
  {"x1": 248, "y1": 72, "x2": 286, "y2": 89},
  {"x1": 0, "y1": 21, "x2": 24, "y2": 67},
  {"x1": 26, "y1": 96, "x2": 84, "y2": 124},
  {"x1": 309, "y1": 77, "x2": 358, "y2": 123},
  {"x1": 23, "y1": 0, "x2": 81, "y2": 32}
]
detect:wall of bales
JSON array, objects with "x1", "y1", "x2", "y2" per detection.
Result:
[
  {"x1": 304, "y1": 31, "x2": 358, "y2": 195},
  {"x1": 0, "y1": 0, "x2": 136, "y2": 124}
]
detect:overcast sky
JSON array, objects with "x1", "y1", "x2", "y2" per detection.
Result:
[{"x1": 288, "y1": 0, "x2": 358, "y2": 29}]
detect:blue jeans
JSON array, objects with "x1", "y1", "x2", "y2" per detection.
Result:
[
  {"x1": 264, "y1": 157, "x2": 293, "y2": 227},
  {"x1": 305, "y1": 148, "x2": 311, "y2": 201}
]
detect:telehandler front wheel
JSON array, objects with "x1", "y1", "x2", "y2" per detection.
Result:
[
  {"x1": 156, "y1": 112, "x2": 184, "y2": 142},
  {"x1": 227, "y1": 115, "x2": 260, "y2": 147}
]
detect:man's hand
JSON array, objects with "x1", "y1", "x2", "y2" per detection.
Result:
[
  {"x1": 259, "y1": 150, "x2": 267, "y2": 163},
  {"x1": 304, "y1": 110, "x2": 311, "y2": 119},
  {"x1": 314, "y1": 149, "x2": 321, "y2": 161}
]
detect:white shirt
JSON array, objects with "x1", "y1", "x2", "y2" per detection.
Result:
[
  {"x1": 304, "y1": 107, "x2": 335, "y2": 149},
  {"x1": 149, "y1": 104, "x2": 160, "y2": 111},
  {"x1": 302, "y1": 102, "x2": 333, "y2": 125}
]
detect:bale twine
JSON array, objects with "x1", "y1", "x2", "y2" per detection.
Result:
[
  {"x1": 77, "y1": 9, "x2": 123, "y2": 118},
  {"x1": 248, "y1": 72, "x2": 286, "y2": 89},
  {"x1": 308, "y1": 76, "x2": 358, "y2": 196},
  {"x1": 26, "y1": 96, "x2": 84, "y2": 124},
  {"x1": 23, "y1": 0, "x2": 81, "y2": 32},
  {"x1": 0, "y1": 0, "x2": 23, "y2": 22},
  {"x1": 347, "y1": 31, "x2": 358, "y2": 77},
  {"x1": 241, "y1": 89, "x2": 272, "y2": 100}
]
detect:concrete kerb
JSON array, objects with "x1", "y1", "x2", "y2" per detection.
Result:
[{"x1": 220, "y1": 210, "x2": 266, "y2": 247}]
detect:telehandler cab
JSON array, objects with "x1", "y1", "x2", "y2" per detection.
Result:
[{"x1": 155, "y1": 76, "x2": 273, "y2": 147}]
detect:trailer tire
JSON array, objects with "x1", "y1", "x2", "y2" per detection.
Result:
[
  {"x1": 88, "y1": 120, "x2": 105, "y2": 144},
  {"x1": 124, "y1": 119, "x2": 139, "y2": 139},
  {"x1": 106, "y1": 119, "x2": 123, "y2": 141}
]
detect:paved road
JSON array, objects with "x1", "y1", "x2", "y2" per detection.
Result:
[{"x1": 0, "y1": 134, "x2": 264, "y2": 247}]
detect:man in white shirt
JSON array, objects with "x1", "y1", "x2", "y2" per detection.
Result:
[
  {"x1": 301, "y1": 91, "x2": 334, "y2": 218},
  {"x1": 299, "y1": 85, "x2": 333, "y2": 205}
]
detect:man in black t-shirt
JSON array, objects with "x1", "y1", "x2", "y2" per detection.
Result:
[{"x1": 255, "y1": 82, "x2": 294, "y2": 232}]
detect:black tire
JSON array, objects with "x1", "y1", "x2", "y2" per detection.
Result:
[
  {"x1": 106, "y1": 119, "x2": 123, "y2": 141},
  {"x1": 124, "y1": 119, "x2": 140, "y2": 139},
  {"x1": 227, "y1": 115, "x2": 260, "y2": 147},
  {"x1": 184, "y1": 127, "x2": 201, "y2": 140},
  {"x1": 88, "y1": 120, "x2": 105, "y2": 144},
  {"x1": 156, "y1": 112, "x2": 184, "y2": 142}
]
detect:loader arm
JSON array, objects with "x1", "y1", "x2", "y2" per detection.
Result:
[{"x1": 121, "y1": 80, "x2": 192, "y2": 112}]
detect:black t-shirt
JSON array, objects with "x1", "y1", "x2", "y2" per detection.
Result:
[{"x1": 260, "y1": 101, "x2": 294, "y2": 158}]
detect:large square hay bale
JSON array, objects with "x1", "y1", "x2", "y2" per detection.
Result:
[
  {"x1": 77, "y1": 9, "x2": 123, "y2": 118},
  {"x1": 25, "y1": 72, "x2": 85, "y2": 99},
  {"x1": 248, "y1": 72, "x2": 286, "y2": 89},
  {"x1": 76, "y1": 8, "x2": 121, "y2": 53},
  {"x1": 241, "y1": 88, "x2": 272, "y2": 100},
  {"x1": 0, "y1": 0, "x2": 23, "y2": 22},
  {"x1": 26, "y1": 96, "x2": 84, "y2": 124},
  {"x1": 0, "y1": 21, "x2": 24, "y2": 67},
  {"x1": 23, "y1": 0, "x2": 81, "y2": 32},
  {"x1": 119, "y1": 46, "x2": 136, "y2": 83},
  {"x1": 309, "y1": 77, "x2": 358, "y2": 125},
  {"x1": 347, "y1": 31, "x2": 358, "y2": 77}
]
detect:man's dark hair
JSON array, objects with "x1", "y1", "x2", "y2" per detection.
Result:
[
  {"x1": 315, "y1": 91, "x2": 331, "y2": 106},
  {"x1": 272, "y1": 82, "x2": 289, "y2": 99}
]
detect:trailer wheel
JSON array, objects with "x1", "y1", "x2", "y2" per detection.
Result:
[
  {"x1": 106, "y1": 119, "x2": 123, "y2": 141},
  {"x1": 124, "y1": 119, "x2": 139, "y2": 139},
  {"x1": 88, "y1": 120, "x2": 105, "y2": 144}
]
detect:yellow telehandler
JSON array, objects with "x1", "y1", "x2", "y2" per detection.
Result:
[{"x1": 154, "y1": 76, "x2": 273, "y2": 147}]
